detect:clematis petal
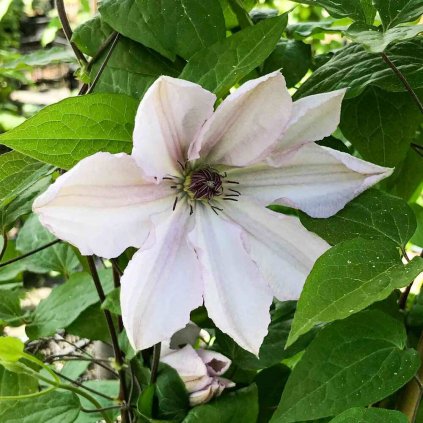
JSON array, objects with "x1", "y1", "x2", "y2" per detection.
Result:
[
  {"x1": 189, "y1": 205, "x2": 272, "y2": 355},
  {"x1": 229, "y1": 143, "x2": 393, "y2": 218},
  {"x1": 132, "y1": 76, "x2": 216, "y2": 180},
  {"x1": 33, "y1": 152, "x2": 172, "y2": 258},
  {"x1": 121, "y1": 207, "x2": 203, "y2": 351},
  {"x1": 161, "y1": 345, "x2": 212, "y2": 393},
  {"x1": 189, "y1": 72, "x2": 292, "y2": 166},
  {"x1": 223, "y1": 200, "x2": 329, "y2": 301},
  {"x1": 196, "y1": 349, "x2": 232, "y2": 376},
  {"x1": 271, "y1": 89, "x2": 346, "y2": 159}
]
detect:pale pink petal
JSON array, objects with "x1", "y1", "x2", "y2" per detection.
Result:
[
  {"x1": 223, "y1": 200, "x2": 330, "y2": 301},
  {"x1": 196, "y1": 349, "x2": 232, "y2": 376},
  {"x1": 189, "y1": 72, "x2": 292, "y2": 166},
  {"x1": 33, "y1": 152, "x2": 173, "y2": 258},
  {"x1": 132, "y1": 76, "x2": 216, "y2": 179},
  {"x1": 229, "y1": 143, "x2": 393, "y2": 218},
  {"x1": 271, "y1": 89, "x2": 346, "y2": 160},
  {"x1": 121, "y1": 207, "x2": 203, "y2": 351},
  {"x1": 189, "y1": 383, "x2": 216, "y2": 406},
  {"x1": 189, "y1": 205, "x2": 272, "y2": 355},
  {"x1": 161, "y1": 345, "x2": 212, "y2": 393}
]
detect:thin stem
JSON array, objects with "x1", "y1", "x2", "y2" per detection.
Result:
[
  {"x1": 86, "y1": 256, "x2": 129, "y2": 423},
  {"x1": 150, "y1": 343, "x2": 161, "y2": 385},
  {"x1": 86, "y1": 32, "x2": 120, "y2": 95},
  {"x1": 87, "y1": 31, "x2": 118, "y2": 71},
  {"x1": 381, "y1": 52, "x2": 423, "y2": 115},
  {"x1": 59, "y1": 383, "x2": 113, "y2": 423},
  {"x1": 111, "y1": 261, "x2": 124, "y2": 332},
  {"x1": 81, "y1": 405, "x2": 122, "y2": 413},
  {"x1": 0, "y1": 231, "x2": 8, "y2": 262},
  {"x1": 46, "y1": 356, "x2": 118, "y2": 377},
  {"x1": 55, "y1": 0, "x2": 88, "y2": 66},
  {"x1": 0, "y1": 239, "x2": 60, "y2": 268},
  {"x1": 53, "y1": 370, "x2": 116, "y2": 401}
]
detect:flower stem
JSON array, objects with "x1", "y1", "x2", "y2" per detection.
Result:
[
  {"x1": 86, "y1": 32, "x2": 120, "y2": 95},
  {"x1": 55, "y1": 0, "x2": 88, "y2": 66},
  {"x1": 86, "y1": 256, "x2": 129, "y2": 423},
  {"x1": 150, "y1": 343, "x2": 161, "y2": 384},
  {"x1": 0, "y1": 231, "x2": 7, "y2": 262},
  {"x1": 381, "y1": 52, "x2": 423, "y2": 115}
]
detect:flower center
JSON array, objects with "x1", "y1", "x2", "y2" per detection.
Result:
[
  {"x1": 188, "y1": 168, "x2": 223, "y2": 200},
  {"x1": 166, "y1": 164, "x2": 241, "y2": 215}
]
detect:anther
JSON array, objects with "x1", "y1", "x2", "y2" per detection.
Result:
[
  {"x1": 177, "y1": 160, "x2": 186, "y2": 171},
  {"x1": 228, "y1": 188, "x2": 241, "y2": 195},
  {"x1": 173, "y1": 197, "x2": 178, "y2": 211},
  {"x1": 223, "y1": 197, "x2": 238, "y2": 201},
  {"x1": 226, "y1": 180, "x2": 240, "y2": 185},
  {"x1": 190, "y1": 205, "x2": 194, "y2": 215}
]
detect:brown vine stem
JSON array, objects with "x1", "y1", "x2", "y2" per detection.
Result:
[
  {"x1": 0, "y1": 239, "x2": 61, "y2": 268},
  {"x1": 86, "y1": 32, "x2": 120, "y2": 95},
  {"x1": 86, "y1": 256, "x2": 129, "y2": 423},
  {"x1": 381, "y1": 52, "x2": 423, "y2": 115},
  {"x1": 150, "y1": 343, "x2": 161, "y2": 384},
  {"x1": 55, "y1": 0, "x2": 88, "y2": 66}
]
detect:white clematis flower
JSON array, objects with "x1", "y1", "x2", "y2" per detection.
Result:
[
  {"x1": 161, "y1": 344, "x2": 235, "y2": 406},
  {"x1": 33, "y1": 72, "x2": 393, "y2": 355}
]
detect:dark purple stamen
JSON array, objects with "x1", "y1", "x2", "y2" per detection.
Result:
[{"x1": 190, "y1": 168, "x2": 223, "y2": 200}]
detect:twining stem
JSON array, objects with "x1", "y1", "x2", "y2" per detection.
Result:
[
  {"x1": 0, "y1": 239, "x2": 60, "y2": 268},
  {"x1": 55, "y1": 0, "x2": 88, "y2": 66},
  {"x1": 86, "y1": 32, "x2": 120, "y2": 95},
  {"x1": 53, "y1": 370, "x2": 116, "y2": 401},
  {"x1": 150, "y1": 343, "x2": 161, "y2": 384},
  {"x1": 381, "y1": 52, "x2": 423, "y2": 115},
  {"x1": 112, "y1": 263, "x2": 124, "y2": 332},
  {"x1": 87, "y1": 31, "x2": 119, "y2": 71},
  {"x1": 86, "y1": 256, "x2": 129, "y2": 423},
  {"x1": 0, "y1": 230, "x2": 8, "y2": 262}
]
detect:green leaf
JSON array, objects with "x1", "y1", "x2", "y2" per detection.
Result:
[
  {"x1": 340, "y1": 86, "x2": 422, "y2": 166},
  {"x1": 1, "y1": 47, "x2": 76, "y2": 70},
  {"x1": 373, "y1": 0, "x2": 423, "y2": 29},
  {"x1": 0, "y1": 363, "x2": 38, "y2": 396},
  {"x1": 66, "y1": 304, "x2": 112, "y2": 343},
  {"x1": 290, "y1": 0, "x2": 376, "y2": 24},
  {"x1": 0, "y1": 337, "x2": 24, "y2": 362},
  {"x1": 346, "y1": 22, "x2": 423, "y2": 53},
  {"x1": 180, "y1": 14, "x2": 288, "y2": 98},
  {"x1": 26, "y1": 269, "x2": 114, "y2": 339},
  {"x1": 0, "y1": 290, "x2": 23, "y2": 326},
  {"x1": 0, "y1": 94, "x2": 138, "y2": 169},
  {"x1": 71, "y1": 16, "x2": 114, "y2": 57},
  {"x1": 411, "y1": 203, "x2": 423, "y2": 247},
  {"x1": 216, "y1": 301, "x2": 311, "y2": 371},
  {"x1": 183, "y1": 385, "x2": 258, "y2": 423},
  {"x1": 218, "y1": 0, "x2": 256, "y2": 28},
  {"x1": 0, "y1": 151, "x2": 53, "y2": 230},
  {"x1": 329, "y1": 408, "x2": 408, "y2": 422},
  {"x1": 287, "y1": 238, "x2": 423, "y2": 346},
  {"x1": 0, "y1": 239, "x2": 25, "y2": 285},
  {"x1": 155, "y1": 363, "x2": 189, "y2": 421},
  {"x1": 99, "y1": 0, "x2": 225, "y2": 60},
  {"x1": 271, "y1": 310, "x2": 420, "y2": 423},
  {"x1": 286, "y1": 21, "x2": 347, "y2": 38},
  {"x1": 72, "y1": 16, "x2": 183, "y2": 99},
  {"x1": 74, "y1": 380, "x2": 119, "y2": 423},
  {"x1": 386, "y1": 147, "x2": 423, "y2": 202},
  {"x1": 294, "y1": 38, "x2": 423, "y2": 99},
  {"x1": 262, "y1": 40, "x2": 311, "y2": 88},
  {"x1": 255, "y1": 365, "x2": 290, "y2": 423},
  {"x1": 16, "y1": 214, "x2": 79, "y2": 276},
  {"x1": 102, "y1": 287, "x2": 121, "y2": 315},
  {"x1": 300, "y1": 190, "x2": 416, "y2": 248},
  {"x1": 0, "y1": 390, "x2": 80, "y2": 423}
]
